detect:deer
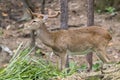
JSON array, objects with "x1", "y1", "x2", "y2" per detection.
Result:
[
  {"x1": 25, "y1": 11, "x2": 112, "y2": 71},
  {"x1": 24, "y1": 8, "x2": 61, "y2": 49}
]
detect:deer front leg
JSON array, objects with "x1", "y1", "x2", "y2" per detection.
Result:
[
  {"x1": 30, "y1": 30, "x2": 36, "y2": 48},
  {"x1": 86, "y1": 52, "x2": 93, "y2": 72},
  {"x1": 59, "y1": 52, "x2": 68, "y2": 70}
]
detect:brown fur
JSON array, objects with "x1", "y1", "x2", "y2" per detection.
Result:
[{"x1": 26, "y1": 18, "x2": 112, "y2": 70}]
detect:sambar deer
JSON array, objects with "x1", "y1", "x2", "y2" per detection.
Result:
[{"x1": 25, "y1": 11, "x2": 112, "y2": 71}]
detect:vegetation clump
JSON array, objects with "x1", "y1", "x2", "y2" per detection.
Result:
[{"x1": 0, "y1": 43, "x2": 78, "y2": 80}]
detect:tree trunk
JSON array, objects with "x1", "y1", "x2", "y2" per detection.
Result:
[
  {"x1": 86, "y1": 0, "x2": 94, "y2": 71},
  {"x1": 87, "y1": 0, "x2": 94, "y2": 26},
  {"x1": 60, "y1": 0, "x2": 68, "y2": 29},
  {"x1": 21, "y1": 0, "x2": 35, "y2": 12},
  {"x1": 20, "y1": 0, "x2": 35, "y2": 21},
  {"x1": 41, "y1": 0, "x2": 46, "y2": 14},
  {"x1": 30, "y1": 30, "x2": 36, "y2": 48},
  {"x1": 60, "y1": 0, "x2": 69, "y2": 68}
]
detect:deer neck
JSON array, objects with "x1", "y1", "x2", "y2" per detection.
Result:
[{"x1": 37, "y1": 24, "x2": 54, "y2": 47}]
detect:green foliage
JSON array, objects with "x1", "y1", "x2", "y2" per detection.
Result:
[
  {"x1": 0, "y1": 44, "x2": 78, "y2": 80},
  {"x1": 92, "y1": 62, "x2": 101, "y2": 71},
  {"x1": 96, "y1": 10, "x2": 102, "y2": 14},
  {"x1": 95, "y1": 0, "x2": 118, "y2": 14},
  {"x1": 68, "y1": 62, "x2": 79, "y2": 75},
  {"x1": 96, "y1": 7, "x2": 116, "y2": 14},
  {"x1": 36, "y1": 49, "x2": 41, "y2": 54},
  {"x1": 0, "y1": 43, "x2": 102, "y2": 80},
  {"x1": 80, "y1": 64, "x2": 87, "y2": 70},
  {"x1": 86, "y1": 76, "x2": 101, "y2": 80},
  {"x1": 79, "y1": 61, "x2": 101, "y2": 71},
  {"x1": 0, "y1": 29, "x2": 3, "y2": 36},
  {"x1": 105, "y1": 7, "x2": 116, "y2": 13}
]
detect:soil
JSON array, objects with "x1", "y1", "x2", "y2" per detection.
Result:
[{"x1": 0, "y1": 0, "x2": 120, "y2": 79}]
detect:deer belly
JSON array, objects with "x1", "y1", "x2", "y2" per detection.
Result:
[{"x1": 67, "y1": 48, "x2": 93, "y2": 55}]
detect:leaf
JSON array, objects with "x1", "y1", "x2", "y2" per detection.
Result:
[
  {"x1": 2, "y1": 12, "x2": 8, "y2": 17},
  {"x1": 92, "y1": 63, "x2": 100, "y2": 71},
  {"x1": 80, "y1": 64, "x2": 87, "y2": 70},
  {"x1": 36, "y1": 49, "x2": 41, "y2": 54}
]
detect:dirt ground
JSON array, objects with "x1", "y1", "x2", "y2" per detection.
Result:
[{"x1": 0, "y1": 0, "x2": 120, "y2": 79}]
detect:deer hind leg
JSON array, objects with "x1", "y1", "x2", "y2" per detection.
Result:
[
  {"x1": 95, "y1": 47, "x2": 110, "y2": 63},
  {"x1": 95, "y1": 47, "x2": 110, "y2": 73}
]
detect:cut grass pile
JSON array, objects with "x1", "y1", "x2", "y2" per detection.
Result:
[{"x1": 0, "y1": 43, "x2": 78, "y2": 80}]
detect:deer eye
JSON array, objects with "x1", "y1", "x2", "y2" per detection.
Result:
[{"x1": 33, "y1": 20, "x2": 37, "y2": 22}]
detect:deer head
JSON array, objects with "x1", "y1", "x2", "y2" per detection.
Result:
[{"x1": 25, "y1": 8, "x2": 60, "y2": 30}]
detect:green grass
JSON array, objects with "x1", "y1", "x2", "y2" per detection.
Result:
[
  {"x1": 105, "y1": 7, "x2": 116, "y2": 14},
  {"x1": 0, "y1": 43, "x2": 78, "y2": 80},
  {"x1": 96, "y1": 6, "x2": 116, "y2": 14},
  {"x1": 0, "y1": 29, "x2": 3, "y2": 36},
  {"x1": 0, "y1": 43, "x2": 102, "y2": 80}
]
